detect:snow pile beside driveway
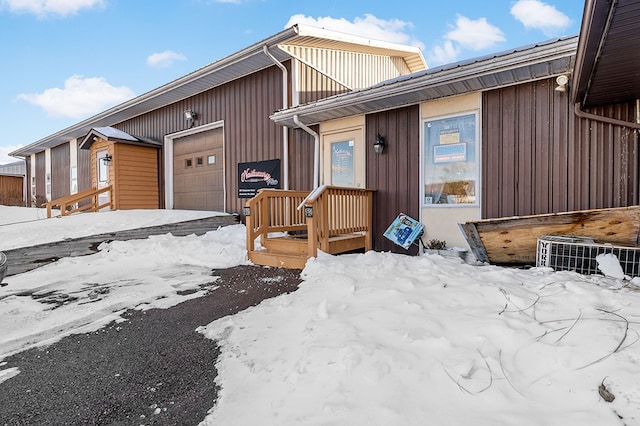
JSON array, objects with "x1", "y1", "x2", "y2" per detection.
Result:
[
  {"x1": 0, "y1": 224, "x2": 249, "y2": 359},
  {"x1": 200, "y1": 250, "x2": 640, "y2": 426}
]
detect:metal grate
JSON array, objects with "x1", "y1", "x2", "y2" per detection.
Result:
[{"x1": 536, "y1": 235, "x2": 640, "y2": 277}]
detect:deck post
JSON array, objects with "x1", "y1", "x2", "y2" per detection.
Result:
[
  {"x1": 365, "y1": 191, "x2": 373, "y2": 251},
  {"x1": 244, "y1": 205, "x2": 254, "y2": 252}
]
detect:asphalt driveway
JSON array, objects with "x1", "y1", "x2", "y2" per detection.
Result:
[{"x1": 0, "y1": 265, "x2": 302, "y2": 426}]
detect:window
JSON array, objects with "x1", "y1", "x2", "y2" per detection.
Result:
[
  {"x1": 98, "y1": 158, "x2": 108, "y2": 183},
  {"x1": 331, "y1": 140, "x2": 354, "y2": 186},
  {"x1": 423, "y1": 112, "x2": 478, "y2": 205},
  {"x1": 196, "y1": 157, "x2": 204, "y2": 166},
  {"x1": 185, "y1": 158, "x2": 193, "y2": 168}
]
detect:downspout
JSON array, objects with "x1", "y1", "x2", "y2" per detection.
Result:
[
  {"x1": 263, "y1": 45, "x2": 289, "y2": 190},
  {"x1": 293, "y1": 115, "x2": 320, "y2": 189}
]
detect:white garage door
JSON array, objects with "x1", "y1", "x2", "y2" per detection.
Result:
[{"x1": 173, "y1": 128, "x2": 224, "y2": 211}]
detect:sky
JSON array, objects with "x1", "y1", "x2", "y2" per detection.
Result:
[
  {"x1": 0, "y1": 0, "x2": 586, "y2": 165},
  {"x1": 1, "y1": 205, "x2": 639, "y2": 424}
]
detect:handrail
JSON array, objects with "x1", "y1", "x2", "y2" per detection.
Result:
[
  {"x1": 245, "y1": 189, "x2": 310, "y2": 253},
  {"x1": 44, "y1": 186, "x2": 112, "y2": 218},
  {"x1": 246, "y1": 186, "x2": 375, "y2": 262},
  {"x1": 303, "y1": 186, "x2": 375, "y2": 256}
]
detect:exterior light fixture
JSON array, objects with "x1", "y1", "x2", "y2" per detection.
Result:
[
  {"x1": 184, "y1": 109, "x2": 197, "y2": 124},
  {"x1": 103, "y1": 154, "x2": 113, "y2": 163},
  {"x1": 555, "y1": 75, "x2": 569, "y2": 92},
  {"x1": 373, "y1": 133, "x2": 385, "y2": 154}
]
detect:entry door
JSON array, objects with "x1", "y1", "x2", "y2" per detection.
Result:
[
  {"x1": 173, "y1": 128, "x2": 224, "y2": 211},
  {"x1": 322, "y1": 129, "x2": 365, "y2": 188},
  {"x1": 96, "y1": 150, "x2": 110, "y2": 209}
]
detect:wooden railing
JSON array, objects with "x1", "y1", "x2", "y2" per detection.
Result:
[
  {"x1": 245, "y1": 189, "x2": 310, "y2": 253},
  {"x1": 303, "y1": 186, "x2": 374, "y2": 257},
  {"x1": 44, "y1": 186, "x2": 112, "y2": 218},
  {"x1": 245, "y1": 186, "x2": 375, "y2": 267}
]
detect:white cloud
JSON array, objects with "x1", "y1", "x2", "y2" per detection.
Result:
[
  {"x1": 511, "y1": 0, "x2": 571, "y2": 37},
  {"x1": 427, "y1": 15, "x2": 505, "y2": 66},
  {"x1": 285, "y1": 14, "x2": 425, "y2": 51},
  {"x1": 0, "y1": 0, "x2": 104, "y2": 17},
  {"x1": 146, "y1": 50, "x2": 187, "y2": 68},
  {"x1": 429, "y1": 40, "x2": 460, "y2": 66},
  {"x1": 17, "y1": 75, "x2": 135, "y2": 119},
  {"x1": 0, "y1": 145, "x2": 23, "y2": 165}
]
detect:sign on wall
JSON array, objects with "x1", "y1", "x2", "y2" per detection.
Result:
[{"x1": 237, "y1": 159, "x2": 281, "y2": 198}]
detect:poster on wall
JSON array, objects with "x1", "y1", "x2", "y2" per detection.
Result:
[{"x1": 237, "y1": 159, "x2": 281, "y2": 198}]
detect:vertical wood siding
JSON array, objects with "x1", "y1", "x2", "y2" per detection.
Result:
[
  {"x1": 113, "y1": 144, "x2": 159, "y2": 210},
  {"x1": 116, "y1": 62, "x2": 315, "y2": 215},
  {"x1": 366, "y1": 105, "x2": 421, "y2": 254},
  {"x1": 482, "y1": 77, "x2": 639, "y2": 218},
  {"x1": 297, "y1": 61, "x2": 350, "y2": 105},
  {"x1": 77, "y1": 146, "x2": 92, "y2": 192},
  {"x1": 34, "y1": 152, "x2": 45, "y2": 204},
  {"x1": 0, "y1": 175, "x2": 24, "y2": 206},
  {"x1": 25, "y1": 157, "x2": 32, "y2": 205},
  {"x1": 51, "y1": 143, "x2": 70, "y2": 200},
  {"x1": 282, "y1": 46, "x2": 411, "y2": 92}
]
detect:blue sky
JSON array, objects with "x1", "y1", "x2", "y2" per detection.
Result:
[{"x1": 0, "y1": 0, "x2": 585, "y2": 164}]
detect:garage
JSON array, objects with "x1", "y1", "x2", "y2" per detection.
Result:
[{"x1": 173, "y1": 127, "x2": 224, "y2": 211}]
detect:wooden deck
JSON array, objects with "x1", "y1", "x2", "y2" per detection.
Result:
[
  {"x1": 2, "y1": 214, "x2": 239, "y2": 277},
  {"x1": 245, "y1": 186, "x2": 375, "y2": 269}
]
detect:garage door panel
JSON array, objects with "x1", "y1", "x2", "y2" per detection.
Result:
[{"x1": 173, "y1": 127, "x2": 224, "y2": 211}]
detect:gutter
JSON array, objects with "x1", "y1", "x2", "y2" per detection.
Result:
[
  {"x1": 263, "y1": 45, "x2": 290, "y2": 190},
  {"x1": 293, "y1": 115, "x2": 320, "y2": 189},
  {"x1": 573, "y1": 103, "x2": 640, "y2": 130}
]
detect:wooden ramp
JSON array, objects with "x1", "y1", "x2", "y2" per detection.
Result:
[{"x1": 3, "y1": 214, "x2": 239, "y2": 277}]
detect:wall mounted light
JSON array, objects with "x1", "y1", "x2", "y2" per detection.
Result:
[
  {"x1": 555, "y1": 75, "x2": 569, "y2": 92},
  {"x1": 373, "y1": 133, "x2": 385, "y2": 154},
  {"x1": 184, "y1": 109, "x2": 198, "y2": 126},
  {"x1": 103, "y1": 154, "x2": 113, "y2": 163}
]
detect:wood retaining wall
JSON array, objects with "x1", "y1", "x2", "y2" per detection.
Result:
[{"x1": 3, "y1": 214, "x2": 240, "y2": 277}]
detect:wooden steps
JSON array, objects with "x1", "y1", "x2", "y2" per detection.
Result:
[{"x1": 248, "y1": 233, "x2": 366, "y2": 270}]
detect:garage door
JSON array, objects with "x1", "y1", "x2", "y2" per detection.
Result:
[{"x1": 173, "y1": 128, "x2": 224, "y2": 211}]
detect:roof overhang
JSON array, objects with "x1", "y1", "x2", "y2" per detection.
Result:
[
  {"x1": 271, "y1": 37, "x2": 577, "y2": 128},
  {"x1": 79, "y1": 127, "x2": 162, "y2": 150},
  {"x1": 10, "y1": 23, "x2": 425, "y2": 159},
  {"x1": 573, "y1": 0, "x2": 640, "y2": 108}
]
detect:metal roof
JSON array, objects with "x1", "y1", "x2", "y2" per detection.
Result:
[
  {"x1": 11, "y1": 23, "x2": 425, "y2": 158},
  {"x1": 573, "y1": 0, "x2": 640, "y2": 108},
  {"x1": 78, "y1": 127, "x2": 162, "y2": 150},
  {"x1": 271, "y1": 36, "x2": 578, "y2": 128}
]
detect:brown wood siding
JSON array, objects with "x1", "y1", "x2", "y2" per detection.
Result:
[
  {"x1": 482, "y1": 77, "x2": 639, "y2": 219},
  {"x1": 51, "y1": 143, "x2": 70, "y2": 200},
  {"x1": 0, "y1": 175, "x2": 24, "y2": 206},
  {"x1": 34, "y1": 152, "x2": 46, "y2": 205},
  {"x1": 115, "y1": 61, "x2": 314, "y2": 215},
  {"x1": 366, "y1": 105, "x2": 421, "y2": 254},
  {"x1": 297, "y1": 62, "x2": 351, "y2": 104},
  {"x1": 113, "y1": 144, "x2": 159, "y2": 210}
]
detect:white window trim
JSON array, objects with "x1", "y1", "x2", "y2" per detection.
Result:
[{"x1": 420, "y1": 110, "x2": 480, "y2": 208}]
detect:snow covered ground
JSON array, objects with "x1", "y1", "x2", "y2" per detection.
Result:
[{"x1": 1, "y1": 206, "x2": 640, "y2": 425}]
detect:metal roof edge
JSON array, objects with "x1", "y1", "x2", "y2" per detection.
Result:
[
  {"x1": 271, "y1": 36, "x2": 578, "y2": 126},
  {"x1": 11, "y1": 25, "x2": 305, "y2": 158}
]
